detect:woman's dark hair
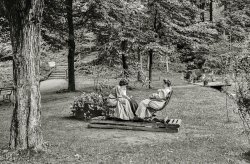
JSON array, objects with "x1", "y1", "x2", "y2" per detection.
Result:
[
  {"x1": 163, "y1": 79, "x2": 171, "y2": 87},
  {"x1": 119, "y1": 78, "x2": 129, "y2": 86}
]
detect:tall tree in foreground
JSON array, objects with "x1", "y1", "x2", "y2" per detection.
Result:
[
  {"x1": 0, "y1": 0, "x2": 44, "y2": 149},
  {"x1": 66, "y1": 0, "x2": 76, "y2": 91}
]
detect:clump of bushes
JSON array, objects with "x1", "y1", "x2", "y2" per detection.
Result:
[{"x1": 71, "y1": 92, "x2": 108, "y2": 119}]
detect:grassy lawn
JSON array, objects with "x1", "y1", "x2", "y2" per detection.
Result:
[{"x1": 1, "y1": 72, "x2": 250, "y2": 163}]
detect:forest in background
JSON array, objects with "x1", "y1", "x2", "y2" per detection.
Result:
[{"x1": 0, "y1": 0, "x2": 249, "y2": 76}]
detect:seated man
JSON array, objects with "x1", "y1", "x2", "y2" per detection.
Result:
[{"x1": 135, "y1": 79, "x2": 172, "y2": 119}]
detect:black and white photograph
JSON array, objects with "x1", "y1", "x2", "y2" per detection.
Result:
[{"x1": 0, "y1": 0, "x2": 250, "y2": 163}]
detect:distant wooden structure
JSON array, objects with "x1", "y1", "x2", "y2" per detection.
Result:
[
  {"x1": 206, "y1": 83, "x2": 231, "y2": 92},
  {"x1": 0, "y1": 87, "x2": 14, "y2": 102},
  {"x1": 48, "y1": 64, "x2": 68, "y2": 80},
  {"x1": 194, "y1": 81, "x2": 231, "y2": 92}
]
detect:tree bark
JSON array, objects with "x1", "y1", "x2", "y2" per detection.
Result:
[
  {"x1": 2, "y1": 0, "x2": 44, "y2": 150},
  {"x1": 121, "y1": 40, "x2": 129, "y2": 78},
  {"x1": 66, "y1": 0, "x2": 76, "y2": 91},
  {"x1": 148, "y1": 49, "x2": 153, "y2": 89},
  {"x1": 209, "y1": 0, "x2": 213, "y2": 22},
  {"x1": 122, "y1": 53, "x2": 129, "y2": 78},
  {"x1": 153, "y1": 8, "x2": 158, "y2": 34}
]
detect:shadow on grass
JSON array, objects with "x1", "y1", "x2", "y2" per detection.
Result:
[
  {"x1": 55, "y1": 89, "x2": 82, "y2": 94},
  {"x1": 61, "y1": 116, "x2": 89, "y2": 122},
  {"x1": 0, "y1": 147, "x2": 47, "y2": 163}
]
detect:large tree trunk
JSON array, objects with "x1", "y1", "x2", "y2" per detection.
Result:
[
  {"x1": 2, "y1": 0, "x2": 44, "y2": 150},
  {"x1": 148, "y1": 49, "x2": 153, "y2": 89},
  {"x1": 66, "y1": 0, "x2": 76, "y2": 91}
]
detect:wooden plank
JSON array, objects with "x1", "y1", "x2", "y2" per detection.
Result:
[
  {"x1": 168, "y1": 119, "x2": 180, "y2": 124},
  {"x1": 90, "y1": 119, "x2": 181, "y2": 129},
  {"x1": 177, "y1": 119, "x2": 182, "y2": 125},
  {"x1": 0, "y1": 87, "x2": 14, "y2": 90},
  {"x1": 88, "y1": 123, "x2": 179, "y2": 133},
  {"x1": 90, "y1": 120, "x2": 157, "y2": 127},
  {"x1": 167, "y1": 119, "x2": 181, "y2": 128},
  {"x1": 0, "y1": 90, "x2": 12, "y2": 94}
]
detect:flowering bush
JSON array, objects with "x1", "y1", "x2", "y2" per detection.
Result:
[{"x1": 71, "y1": 92, "x2": 107, "y2": 119}]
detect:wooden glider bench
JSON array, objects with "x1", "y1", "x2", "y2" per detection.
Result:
[
  {"x1": 0, "y1": 87, "x2": 13, "y2": 102},
  {"x1": 91, "y1": 90, "x2": 180, "y2": 133},
  {"x1": 88, "y1": 118, "x2": 182, "y2": 133}
]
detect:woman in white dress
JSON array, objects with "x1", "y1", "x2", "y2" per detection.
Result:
[
  {"x1": 107, "y1": 79, "x2": 137, "y2": 120},
  {"x1": 136, "y1": 79, "x2": 172, "y2": 119}
]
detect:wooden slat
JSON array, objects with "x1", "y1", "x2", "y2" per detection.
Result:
[
  {"x1": 176, "y1": 119, "x2": 182, "y2": 125},
  {"x1": 88, "y1": 123, "x2": 179, "y2": 133},
  {"x1": 90, "y1": 119, "x2": 182, "y2": 129},
  {"x1": 168, "y1": 119, "x2": 181, "y2": 124},
  {"x1": 1, "y1": 90, "x2": 12, "y2": 94},
  {"x1": 90, "y1": 120, "x2": 158, "y2": 127},
  {"x1": 166, "y1": 119, "x2": 182, "y2": 128}
]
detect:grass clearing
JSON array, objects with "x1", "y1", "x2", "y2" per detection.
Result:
[{"x1": 0, "y1": 72, "x2": 250, "y2": 163}]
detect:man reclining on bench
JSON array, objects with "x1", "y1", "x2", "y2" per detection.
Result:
[{"x1": 135, "y1": 79, "x2": 172, "y2": 119}]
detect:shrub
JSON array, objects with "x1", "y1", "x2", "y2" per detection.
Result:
[
  {"x1": 71, "y1": 92, "x2": 107, "y2": 119},
  {"x1": 225, "y1": 53, "x2": 250, "y2": 135}
]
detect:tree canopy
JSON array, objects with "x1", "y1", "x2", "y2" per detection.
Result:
[{"x1": 0, "y1": 0, "x2": 249, "y2": 70}]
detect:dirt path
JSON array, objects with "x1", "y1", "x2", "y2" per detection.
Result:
[
  {"x1": 172, "y1": 84, "x2": 198, "y2": 88},
  {"x1": 40, "y1": 79, "x2": 68, "y2": 93},
  {"x1": 40, "y1": 77, "x2": 97, "y2": 93}
]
